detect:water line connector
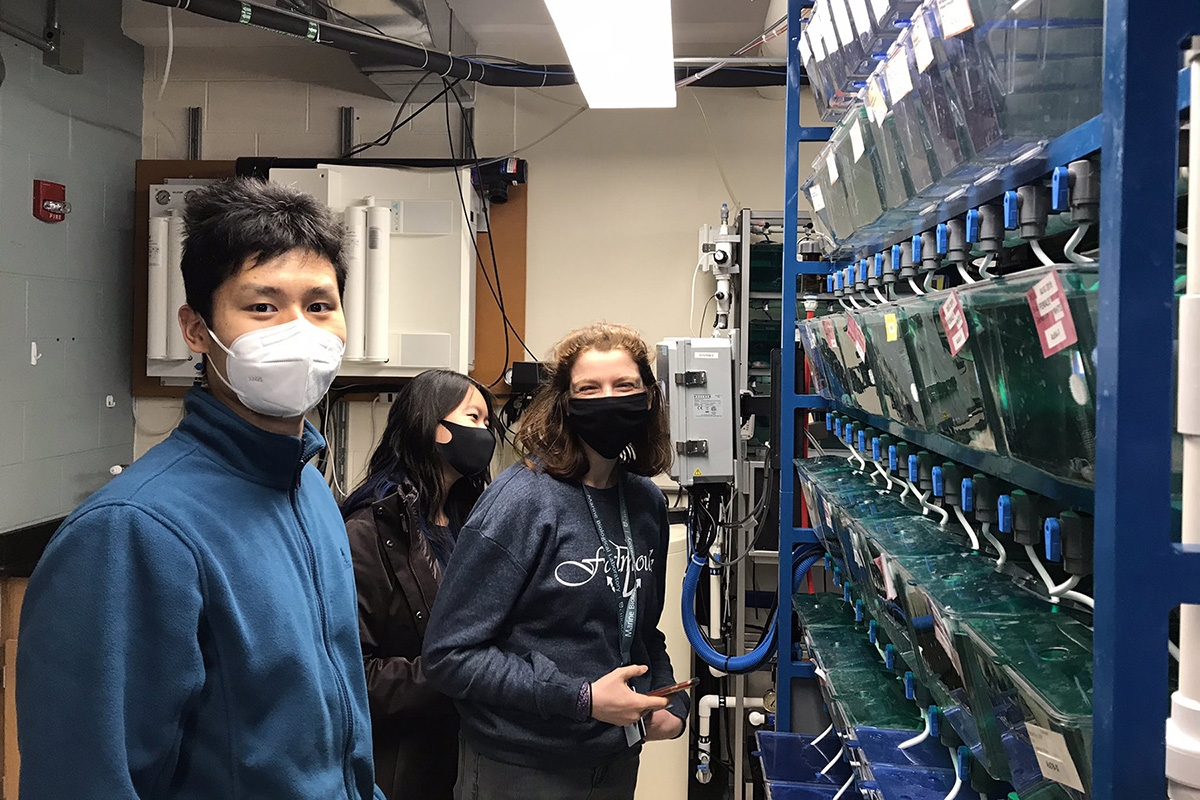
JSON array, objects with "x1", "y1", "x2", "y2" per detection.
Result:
[
  {"x1": 868, "y1": 619, "x2": 878, "y2": 644},
  {"x1": 904, "y1": 671, "x2": 916, "y2": 700},
  {"x1": 1044, "y1": 517, "x2": 1063, "y2": 563}
]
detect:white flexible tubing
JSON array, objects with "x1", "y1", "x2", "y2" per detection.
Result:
[
  {"x1": 898, "y1": 479, "x2": 912, "y2": 503},
  {"x1": 942, "y1": 775, "x2": 963, "y2": 800},
  {"x1": 1179, "y1": 230, "x2": 1190, "y2": 246},
  {"x1": 980, "y1": 522, "x2": 1008, "y2": 569},
  {"x1": 1061, "y1": 590, "x2": 1095, "y2": 609},
  {"x1": 977, "y1": 253, "x2": 995, "y2": 279},
  {"x1": 1174, "y1": 642, "x2": 1183, "y2": 662},
  {"x1": 831, "y1": 773, "x2": 856, "y2": 800},
  {"x1": 1024, "y1": 544, "x2": 1062, "y2": 604},
  {"x1": 1030, "y1": 238, "x2": 1056, "y2": 266},
  {"x1": 874, "y1": 287, "x2": 889, "y2": 304},
  {"x1": 1064, "y1": 224, "x2": 1097, "y2": 264},
  {"x1": 846, "y1": 294, "x2": 863, "y2": 309},
  {"x1": 689, "y1": 260, "x2": 705, "y2": 333},
  {"x1": 838, "y1": 297, "x2": 852, "y2": 310},
  {"x1": 952, "y1": 504, "x2": 982, "y2": 551},
  {"x1": 820, "y1": 746, "x2": 845, "y2": 776},
  {"x1": 957, "y1": 263, "x2": 978, "y2": 284},
  {"x1": 811, "y1": 723, "x2": 835, "y2": 748},
  {"x1": 909, "y1": 277, "x2": 926, "y2": 296},
  {"x1": 873, "y1": 461, "x2": 895, "y2": 491},
  {"x1": 899, "y1": 709, "x2": 932, "y2": 750},
  {"x1": 924, "y1": 271, "x2": 936, "y2": 292},
  {"x1": 1050, "y1": 575, "x2": 1081, "y2": 597}
]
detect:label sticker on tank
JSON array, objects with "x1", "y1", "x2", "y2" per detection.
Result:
[
  {"x1": 848, "y1": 0, "x2": 872, "y2": 39},
  {"x1": 809, "y1": 183, "x2": 826, "y2": 212},
  {"x1": 826, "y1": 152, "x2": 840, "y2": 184},
  {"x1": 822, "y1": 318, "x2": 839, "y2": 350},
  {"x1": 885, "y1": 49, "x2": 914, "y2": 103},
  {"x1": 845, "y1": 314, "x2": 867, "y2": 358},
  {"x1": 885, "y1": 313, "x2": 899, "y2": 342},
  {"x1": 936, "y1": 0, "x2": 975, "y2": 37},
  {"x1": 938, "y1": 290, "x2": 969, "y2": 356},
  {"x1": 850, "y1": 120, "x2": 865, "y2": 162},
  {"x1": 911, "y1": 15, "x2": 935, "y2": 72},
  {"x1": 691, "y1": 394, "x2": 723, "y2": 418},
  {"x1": 866, "y1": 76, "x2": 889, "y2": 126},
  {"x1": 1025, "y1": 723, "x2": 1086, "y2": 791},
  {"x1": 1026, "y1": 271, "x2": 1078, "y2": 358}
]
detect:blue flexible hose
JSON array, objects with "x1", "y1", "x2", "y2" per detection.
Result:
[{"x1": 681, "y1": 548, "x2": 824, "y2": 674}]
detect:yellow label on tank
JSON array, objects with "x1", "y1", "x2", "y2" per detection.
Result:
[{"x1": 885, "y1": 313, "x2": 899, "y2": 342}]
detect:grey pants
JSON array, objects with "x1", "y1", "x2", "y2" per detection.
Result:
[{"x1": 454, "y1": 736, "x2": 640, "y2": 800}]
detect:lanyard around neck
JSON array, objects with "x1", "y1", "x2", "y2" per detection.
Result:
[{"x1": 581, "y1": 476, "x2": 639, "y2": 666}]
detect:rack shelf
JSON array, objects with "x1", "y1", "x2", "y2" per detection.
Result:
[{"x1": 778, "y1": 0, "x2": 1200, "y2": 796}]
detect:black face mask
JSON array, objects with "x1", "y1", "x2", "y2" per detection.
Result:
[
  {"x1": 566, "y1": 394, "x2": 652, "y2": 460},
  {"x1": 437, "y1": 420, "x2": 496, "y2": 478}
]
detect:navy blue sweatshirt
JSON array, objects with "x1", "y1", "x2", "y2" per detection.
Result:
[
  {"x1": 17, "y1": 389, "x2": 383, "y2": 800},
  {"x1": 422, "y1": 463, "x2": 689, "y2": 769}
]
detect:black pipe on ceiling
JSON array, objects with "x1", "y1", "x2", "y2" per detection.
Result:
[{"x1": 140, "y1": 0, "x2": 789, "y2": 88}]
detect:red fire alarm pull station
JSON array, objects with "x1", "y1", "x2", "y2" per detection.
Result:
[{"x1": 33, "y1": 180, "x2": 70, "y2": 223}]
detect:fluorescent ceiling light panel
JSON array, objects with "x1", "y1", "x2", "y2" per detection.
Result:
[{"x1": 543, "y1": 0, "x2": 677, "y2": 108}]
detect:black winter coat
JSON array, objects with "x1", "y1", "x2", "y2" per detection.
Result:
[{"x1": 345, "y1": 484, "x2": 458, "y2": 800}]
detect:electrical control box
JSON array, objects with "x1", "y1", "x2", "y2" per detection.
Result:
[{"x1": 657, "y1": 337, "x2": 736, "y2": 486}]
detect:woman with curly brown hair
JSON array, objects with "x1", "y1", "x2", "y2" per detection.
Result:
[{"x1": 422, "y1": 322, "x2": 691, "y2": 800}]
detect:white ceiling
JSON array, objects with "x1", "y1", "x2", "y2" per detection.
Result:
[{"x1": 445, "y1": 0, "x2": 779, "y2": 61}]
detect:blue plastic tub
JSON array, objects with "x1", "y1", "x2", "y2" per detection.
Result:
[
  {"x1": 766, "y1": 782, "x2": 862, "y2": 800},
  {"x1": 756, "y1": 730, "x2": 851, "y2": 785},
  {"x1": 852, "y1": 727, "x2": 952, "y2": 771}
]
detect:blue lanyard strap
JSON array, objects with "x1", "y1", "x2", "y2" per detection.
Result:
[{"x1": 581, "y1": 476, "x2": 640, "y2": 666}]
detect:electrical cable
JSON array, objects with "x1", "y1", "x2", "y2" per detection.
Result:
[
  {"x1": 697, "y1": 295, "x2": 718, "y2": 337},
  {"x1": 344, "y1": 75, "x2": 449, "y2": 158},
  {"x1": 158, "y1": 7, "x2": 174, "y2": 103},
  {"x1": 805, "y1": 430, "x2": 827, "y2": 457},
  {"x1": 690, "y1": 92, "x2": 741, "y2": 209},
  {"x1": 689, "y1": 259, "x2": 708, "y2": 334}
]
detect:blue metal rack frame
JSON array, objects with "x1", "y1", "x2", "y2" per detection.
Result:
[{"x1": 778, "y1": 0, "x2": 1200, "y2": 795}]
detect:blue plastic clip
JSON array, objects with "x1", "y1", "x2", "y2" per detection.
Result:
[
  {"x1": 834, "y1": 417, "x2": 843, "y2": 437},
  {"x1": 1044, "y1": 518, "x2": 1063, "y2": 562},
  {"x1": 874, "y1": 252, "x2": 885, "y2": 278},
  {"x1": 844, "y1": 266, "x2": 854, "y2": 287},
  {"x1": 826, "y1": 413, "x2": 834, "y2": 432},
  {"x1": 872, "y1": 437, "x2": 881, "y2": 461},
  {"x1": 892, "y1": 244, "x2": 902, "y2": 273},
  {"x1": 835, "y1": 271, "x2": 844, "y2": 291},
  {"x1": 1003, "y1": 190, "x2": 1019, "y2": 229},
  {"x1": 824, "y1": 553, "x2": 832, "y2": 572},
  {"x1": 932, "y1": 466, "x2": 944, "y2": 498},
  {"x1": 868, "y1": 619, "x2": 878, "y2": 644},
  {"x1": 961, "y1": 478, "x2": 974, "y2": 513},
  {"x1": 936, "y1": 223, "x2": 949, "y2": 255},
  {"x1": 888, "y1": 445, "x2": 898, "y2": 472},
  {"x1": 907, "y1": 454, "x2": 919, "y2": 482},
  {"x1": 885, "y1": 643, "x2": 896, "y2": 670},
  {"x1": 929, "y1": 706, "x2": 940, "y2": 738},
  {"x1": 857, "y1": 429, "x2": 866, "y2": 452},
  {"x1": 911, "y1": 234, "x2": 923, "y2": 261},
  {"x1": 1051, "y1": 166, "x2": 1070, "y2": 212},
  {"x1": 855, "y1": 599, "x2": 864, "y2": 622},
  {"x1": 833, "y1": 566, "x2": 842, "y2": 587},
  {"x1": 966, "y1": 208, "x2": 981, "y2": 242},
  {"x1": 827, "y1": 274, "x2": 835, "y2": 293},
  {"x1": 904, "y1": 671, "x2": 915, "y2": 700},
  {"x1": 844, "y1": 421, "x2": 855, "y2": 446},
  {"x1": 998, "y1": 494, "x2": 1013, "y2": 534},
  {"x1": 767, "y1": 713, "x2": 776, "y2": 728},
  {"x1": 859, "y1": 259, "x2": 870, "y2": 283},
  {"x1": 956, "y1": 747, "x2": 970, "y2": 780}
]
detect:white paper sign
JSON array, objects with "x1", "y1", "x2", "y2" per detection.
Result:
[
  {"x1": 849, "y1": 0, "x2": 872, "y2": 38},
  {"x1": 810, "y1": 183, "x2": 826, "y2": 211},
  {"x1": 911, "y1": 14, "x2": 935, "y2": 72},
  {"x1": 1025, "y1": 723, "x2": 1086, "y2": 792},
  {"x1": 850, "y1": 120, "x2": 865, "y2": 162},
  {"x1": 866, "y1": 76, "x2": 889, "y2": 125},
  {"x1": 936, "y1": 0, "x2": 976, "y2": 37},
  {"x1": 831, "y1": 0, "x2": 856, "y2": 47},
  {"x1": 799, "y1": 33, "x2": 813, "y2": 65},
  {"x1": 826, "y1": 152, "x2": 840, "y2": 184},
  {"x1": 885, "y1": 50, "x2": 913, "y2": 103}
]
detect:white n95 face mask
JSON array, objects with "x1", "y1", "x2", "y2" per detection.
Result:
[{"x1": 207, "y1": 318, "x2": 345, "y2": 418}]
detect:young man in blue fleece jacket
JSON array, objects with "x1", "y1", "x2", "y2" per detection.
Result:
[{"x1": 16, "y1": 178, "x2": 384, "y2": 800}]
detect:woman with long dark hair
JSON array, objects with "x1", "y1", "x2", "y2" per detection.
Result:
[
  {"x1": 423, "y1": 323, "x2": 690, "y2": 800},
  {"x1": 341, "y1": 369, "x2": 500, "y2": 800}
]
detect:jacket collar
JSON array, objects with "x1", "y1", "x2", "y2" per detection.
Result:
[{"x1": 176, "y1": 387, "x2": 326, "y2": 490}]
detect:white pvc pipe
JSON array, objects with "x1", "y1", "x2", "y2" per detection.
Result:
[
  {"x1": 696, "y1": 694, "x2": 765, "y2": 777},
  {"x1": 342, "y1": 206, "x2": 368, "y2": 360},
  {"x1": 147, "y1": 215, "x2": 169, "y2": 360},
  {"x1": 364, "y1": 201, "x2": 391, "y2": 362},
  {"x1": 165, "y1": 212, "x2": 188, "y2": 360}
]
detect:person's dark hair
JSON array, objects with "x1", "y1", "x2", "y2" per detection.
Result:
[
  {"x1": 181, "y1": 177, "x2": 348, "y2": 326},
  {"x1": 341, "y1": 370, "x2": 500, "y2": 559},
  {"x1": 516, "y1": 322, "x2": 673, "y2": 480}
]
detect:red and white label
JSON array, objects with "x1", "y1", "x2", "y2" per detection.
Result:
[
  {"x1": 822, "y1": 318, "x2": 839, "y2": 350},
  {"x1": 939, "y1": 290, "x2": 969, "y2": 356},
  {"x1": 845, "y1": 313, "x2": 867, "y2": 358},
  {"x1": 1026, "y1": 271, "x2": 1079, "y2": 358}
]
